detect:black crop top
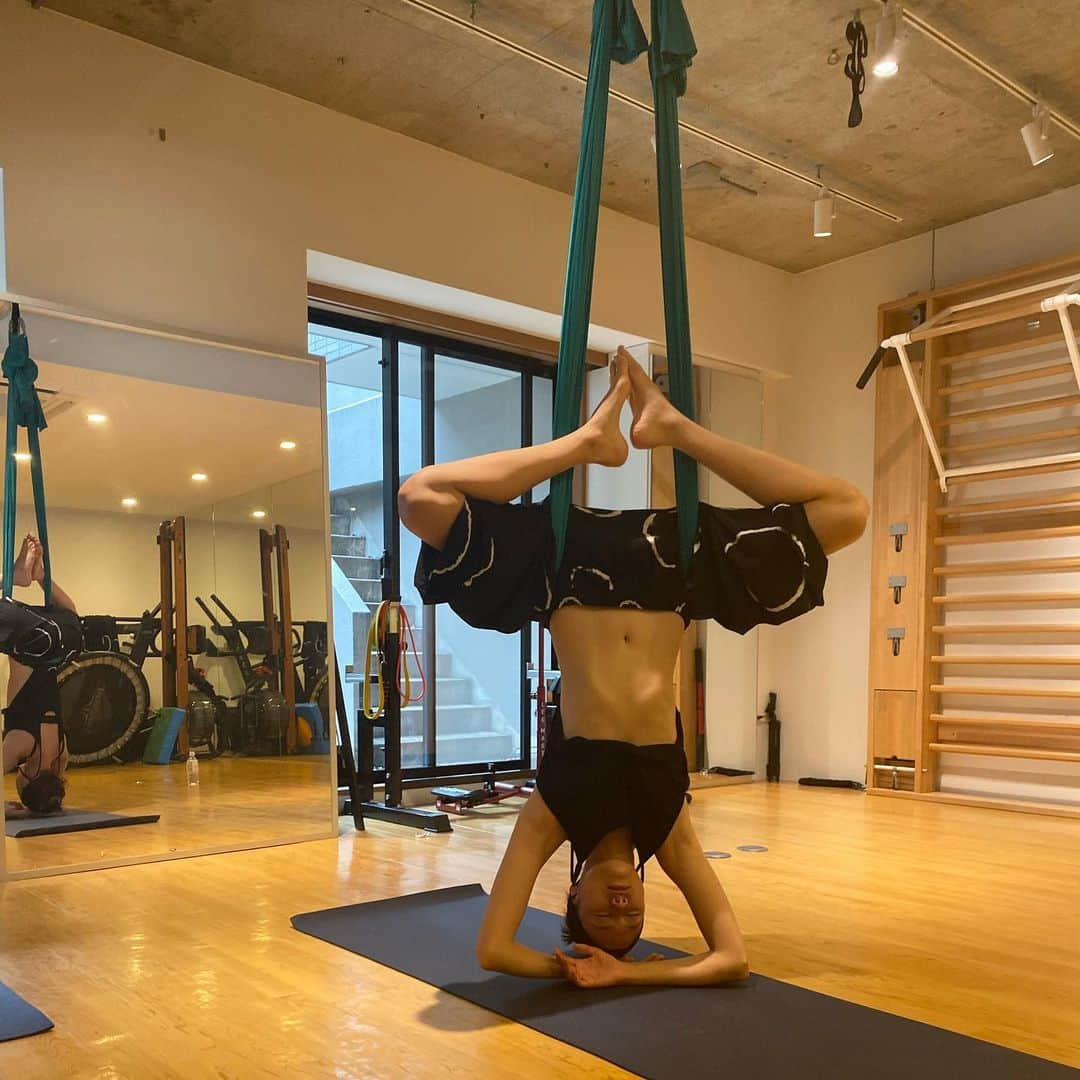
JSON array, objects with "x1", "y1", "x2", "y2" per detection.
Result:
[
  {"x1": 537, "y1": 707, "x2": 690, "y2": 878},
  {"x1": 415, "y1": 496, "x2": 827, "y2": 633},
  {"x1": 3, "y1": 665, "x2": 63, "y2": 769}
]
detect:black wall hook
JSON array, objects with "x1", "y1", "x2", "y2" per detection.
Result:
[{"x1": 844, "y1": 14, "x2": 868, "y2": 128}]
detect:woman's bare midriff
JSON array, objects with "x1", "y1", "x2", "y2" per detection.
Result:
[{"x1": 549, "y1": 606, "x2": 685, "y2": 745}]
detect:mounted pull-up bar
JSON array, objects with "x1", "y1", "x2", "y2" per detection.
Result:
[{"x1": 857, "y1": 274, "x2": 1080, "y2": 492}]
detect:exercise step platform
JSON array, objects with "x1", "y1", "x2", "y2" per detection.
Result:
[{"x1": 431, "y1": 786, "x2": 487, "y2": 807}]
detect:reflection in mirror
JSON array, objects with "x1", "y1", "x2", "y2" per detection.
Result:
[{"x1": 2, "y1": 304, "x2": 332, "y2": 878}]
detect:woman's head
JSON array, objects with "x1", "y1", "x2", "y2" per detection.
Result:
[
  {"x1": 563, "y1": 856, "x2": 645, "y2": 958},
  {"x1": 17, "y1": 769, "x2": 66, "y2": 815}
]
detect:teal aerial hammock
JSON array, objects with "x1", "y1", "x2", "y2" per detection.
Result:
[
  {"x1": 550, "y1": 0, "x2": 699, "y2": 572},
  {"x1": 2, "y1": 303, "x2": 53, "y2": 605}
]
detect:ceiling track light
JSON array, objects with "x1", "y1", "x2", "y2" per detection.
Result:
[
  {"x1": 1021, "y1": 100, "x2": 1054, "y2": 166},
  {"x1": 400, "y1": 0, "x2": 901, "y2": 223},
  {"x1": 813, "y1": 168, "x2": 835, "y2": 238},
  {"x1": 881, "y1": 2, "x2": 1080, "y2": 144},
  {"x1": 872, "y1": 0, "x2": 902, "y2": 78}
]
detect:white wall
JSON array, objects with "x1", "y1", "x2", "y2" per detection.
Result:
[
  {"x1": 5, "y1": 1, "x2": 1080, "y2": 791},
  {"x1": 769, "y1": 185, "x2": 1080, "y2": 784}
]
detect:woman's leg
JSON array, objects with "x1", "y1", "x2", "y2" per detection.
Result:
[
  {"x1": 624, "y1": 350, "x2": 868, "y2": 554},
  {"x1": 30, "y1": 537, "x2": 77, "y2": 614},
  {"x1": 399, "y1": 353, "x2": 632, "y2": 549}
]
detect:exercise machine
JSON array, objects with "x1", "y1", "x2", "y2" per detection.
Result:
[
  {"x1": 59, "y1": 516, "x2": 219, "y2": 762},
  {"x1": 432, "y1": 768, "x2": 534, "y2": 815},
  {"x1": 58, "y1": 606, "x2": 160, "y2": 764},
  {"x1": 758, "y1": 692, "x2": 780, "y2": 783},
  {"x1": 195, "y1": 593, "x2": 290, "y2": 756},
  {"x1": 293, "y1": 620, "x2": 329, "y2": 739},
  {"x1": 344, "y1": 601, "x2": 451, "y2": 833},
  {"x1": 257, "y1": 525, "x2": 298, "y2": 751}
]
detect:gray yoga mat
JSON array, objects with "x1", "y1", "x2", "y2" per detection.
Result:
[
  {"x1": 5, "y1": 809, "x2": 160, "y2": 838},
  {"x1": 292, "y1": 884, "x2": 1078, "y2": 1080},
  {"x1": 0, "y1": 981, "x2": 53, "y2": 1042}
]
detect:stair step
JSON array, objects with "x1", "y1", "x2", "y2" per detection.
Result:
[
  {"x1": 401, "y1": 701, "x2": 493, "y2": 735},
  {"x1": 335, "y1": 555, "x2": 380, "y2": 578},
  {"x1": 347, "y1": 577, "x2": 382, "y2": 603},
  {"x1": 401, "y1": 730, "x2": 517, "y2": 769},
  {"x1": 330, "y1": 534, "x2": 369, "y2": 557},
  {"x1": 431, "y1": 676, "x2": 473, "y2": 706}
]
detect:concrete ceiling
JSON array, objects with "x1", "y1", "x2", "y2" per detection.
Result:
[{"x1": 44, "y1": 1, "x2": 1080, "y2": 271}]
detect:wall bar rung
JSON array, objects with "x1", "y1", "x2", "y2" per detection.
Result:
[
  {"x1": 939, "y1": 361, "x2": 1074, "y2": 397},
  {"x1": 932, "y1": 654, "x2": 1080, "y2": 665},
  {"x1": 932, "y1": 592, "x2": 1080, "y2": 606},
  {"x1": 942, "y1": 393, "x2": 1080, "y2": 428},
  {"x1": 931, "y1": 712, "x2": 1080, "y2": 731},
  {"x1": 929, "y1": 742, "x2": 1080, "y2": 763},
  {"x1": 936, "y1": 522, "x2": 1080, "y2": 546},
  {"x1": 934, "y1": 557, "x2": 1080, "y2": 576},
  {"x1": 933, "y1": 624, "x2": 1080, "y2": 635},
  {"x1": 932, "y1": 683, "x2": 1080, "y2": 698}
]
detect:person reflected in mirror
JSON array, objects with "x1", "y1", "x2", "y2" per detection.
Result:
[{"x1": 2, "y1": 535, "x2": 81, "y2": 817}]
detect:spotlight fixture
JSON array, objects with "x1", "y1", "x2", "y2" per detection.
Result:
[
  {"x1": 191, "y1": 472, "x2": 208, "y2": 482},
  {"x1": 121, "y1": 497, "x2": 138, "y2": 508},
  {"x1": 252, "y1": 509, "x2": 267, "y2": 519},
  {"x1": 813, "y1": 168, "x2": 834, "y2": 238},
  {"x1": 279, "y1": 439, "x2": 297, "y2": 450},
  {"x1": 872, "y1": 0, "x2": 902, "y2": 78},
  {"x1": 13, "y1": 452, "x2": 31, "y2": 463},
  {"x1": 1021, "y1": 100, "x2": 1054, "y2": 166},
  {"x1": 86, "y1": 412, "x2": 108, "y2": 425}
]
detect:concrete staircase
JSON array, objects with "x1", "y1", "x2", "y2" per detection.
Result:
[{"x1": 330, "y1": 501, "x2": 515, "y2": 769}]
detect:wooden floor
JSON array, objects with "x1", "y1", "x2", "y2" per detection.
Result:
[
  {"x1": 1, "y1": 782, "x2": 1078, "y2": 1078},
  {"x1": 4, "y1": 755, "x2": 333, "y2": 875}
]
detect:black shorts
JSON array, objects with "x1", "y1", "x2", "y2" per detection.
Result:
[{"x1": 0, "y1": 598, "x2": 83, "y2": 669}]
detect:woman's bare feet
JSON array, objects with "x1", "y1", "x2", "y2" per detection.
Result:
[
  {"x1": 581, "y1": 350, "x2": 631, "y2": 467},
  {"x1": 12, "y1": 535, "x2": 35, "y2": 588},
  {"x1": 623, "y1": 348, "x2": 681, "y2": 450},
  {"x1": 30, "y1": 539, "x2": 45, "y2": 584}
]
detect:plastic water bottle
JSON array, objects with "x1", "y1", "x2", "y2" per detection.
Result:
[{"x1": 186, "y1": 750, "x2": 200, "y2": 786}]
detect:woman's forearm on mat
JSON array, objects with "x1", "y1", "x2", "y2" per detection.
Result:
[
  {"x1": 477, "y1": 940, "x2": 563, "y2": 979},
  {"x1": 619, "y1": 949, "x2": 749, "y2": 988}
]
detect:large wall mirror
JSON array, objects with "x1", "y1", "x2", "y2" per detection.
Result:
[{"x1": 1, "y1": 299, "x2": 334, "y2": 879}]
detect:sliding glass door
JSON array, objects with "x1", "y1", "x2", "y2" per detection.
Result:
[{"x1": 309, "y1": 309, "x2": 553, "y2": 782}]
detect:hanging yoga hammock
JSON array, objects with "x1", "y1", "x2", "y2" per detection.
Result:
[
  {"x1": 550, "y1": 0, "x2": 699, "y2": 573},
  {"x1": 2, "y1": 303, "x2": 54, "y2": 605}
]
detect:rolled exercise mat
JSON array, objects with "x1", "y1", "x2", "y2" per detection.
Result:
[
  {"x1": 0, "y1": 981, "x2": 53, "y2": 1042},
  {"x1": 292, "y1": 885, "x2": 1077, "y2": 1080}
]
